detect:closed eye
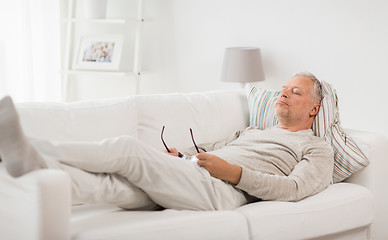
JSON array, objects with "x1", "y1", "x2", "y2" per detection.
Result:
[{"x1": 292, "y1": 89, "x2": 302, "y2": 95}]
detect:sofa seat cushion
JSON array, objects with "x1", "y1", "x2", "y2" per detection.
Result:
[
  {"x1": 70, "y1": 204, "x2": 249, "y2": 240},
  {"x1": 236, "y1": 183, "x2": 373, "y2": 240}
]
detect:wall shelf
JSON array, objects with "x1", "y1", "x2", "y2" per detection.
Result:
[
  {"x1": 65, "y1": 70, "x2": 137, "y2": 77},
  {"x1": 60, "y1": 0, "x2": 144, "y2": 101},
  {"x1": 60, "y1": 18, "x2": 130, "y2": 24}
]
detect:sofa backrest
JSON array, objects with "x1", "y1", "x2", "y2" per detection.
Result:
[
  {"x1": 16, "y1": 90, "x2": 249, "y2": 152},
  {"x1": 16, "y1": 97, "x2": 138, "y2": 141},
  {"x1": 135, "y1": 90, "x2": 249, "y2": 151}
]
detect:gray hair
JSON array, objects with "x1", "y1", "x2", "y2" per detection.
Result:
[{"x1": 293, "y1": 71, "x2": 323, "y2": 104}]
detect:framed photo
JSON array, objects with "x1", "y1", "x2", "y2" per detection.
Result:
[{"x1": 74, "y1": 35, "x2": 123, "y2": 70}]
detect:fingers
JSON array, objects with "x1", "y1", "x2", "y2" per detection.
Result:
[
  {"x1": 196, "y1": 154, "x2": 221, "y2": 179},
  {"x1": 163, "y1": 148, "x2": 179, "y2": 157},
  {"x1": 196, "y1": 153, "x2": 208, "y2": 166},
  {"x1": 196, "y1": 152, "x2": 209, "y2": 160},
  {"x1": 196, "y1": 153, "x2": 215, "y2": 169}
]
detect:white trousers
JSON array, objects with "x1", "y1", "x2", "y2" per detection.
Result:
[{"x1": 29, "y1": 136, "x2": 247, "y2": 211}]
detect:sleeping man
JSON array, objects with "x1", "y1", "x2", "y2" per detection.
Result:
[{"x1": 0, "y1": 72, "x2": 334, "y2": 210}]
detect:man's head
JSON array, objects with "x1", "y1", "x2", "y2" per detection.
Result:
[{"x1": 275, "y1": 72, "x2": 323, "y2": 132}]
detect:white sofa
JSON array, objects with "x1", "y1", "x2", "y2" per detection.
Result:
[{"x1": 0, "y1": 89, "x2": 387, "y2": 240}]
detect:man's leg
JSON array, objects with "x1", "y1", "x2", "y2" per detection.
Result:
[
  {"x1": 29, "y1": 140, "x2": 158, "y2": 210},
  {"x1": 0, "y1": 96, "x2": 156, "y2": 210},
  {"x1": 36, "y1": 136, "x2": 247, "y2": 210},
  {"x1": 0, "y1": 96, "x2": 47, "y2": 177},
  {"x1": 0, "y1": 96, "x2": 246, "y2": 210}
]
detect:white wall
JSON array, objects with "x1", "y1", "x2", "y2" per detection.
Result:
[
  {"x1": 140, "y1": 0, "x2": 388, "y2": 138},
  {"x1": 72, "y1": 0, "x2": 388, "y2": 138}
]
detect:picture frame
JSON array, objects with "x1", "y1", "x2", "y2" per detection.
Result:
[{"x1": 74, "y1": 35, "x2": 123, "y2": 70}]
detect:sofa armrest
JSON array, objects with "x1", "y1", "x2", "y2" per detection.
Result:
[
  {"x1": 0, "y1": 167, "x2": 71, "y2": 240},
  {"x1": 344, "y1": 128, "x2": 388, "y2": 239}
]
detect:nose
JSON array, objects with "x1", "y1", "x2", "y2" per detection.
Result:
[{"x1": 281, "y1": 88, "x2": 289, "y2": 98}]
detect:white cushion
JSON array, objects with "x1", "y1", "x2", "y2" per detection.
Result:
[
  {"x1": 236, "y1": 183, "x2": 373, "y2": 240},
  {"x1": 135, "y1": 90, "x2": 248, "y2": 151},
  {"x1": 70, "y1": 204, "x2": 249, "y2": 240},
  {"x1": 16, "y1": 97, "x2": 137, "y2": 141}
]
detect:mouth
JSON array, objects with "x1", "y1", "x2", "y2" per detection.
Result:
[{"x1": 276, "y1": 100, "x2": 289, "y2": 106}]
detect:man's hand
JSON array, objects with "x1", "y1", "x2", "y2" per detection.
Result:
[
  {"x1": 196, "y1": 153, "x2": 242, "y2": 185},
  {"x1": 163, "y1": 148, "x2": 180, "y2": 157}
]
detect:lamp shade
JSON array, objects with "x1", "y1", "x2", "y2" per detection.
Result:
[{"x1": 221, "y1": 47, "x2": 265, "y2": 83}]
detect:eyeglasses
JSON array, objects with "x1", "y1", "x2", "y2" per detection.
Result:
[{"x1": 161, "y1": 126, "x2": 200, "y2": 158}]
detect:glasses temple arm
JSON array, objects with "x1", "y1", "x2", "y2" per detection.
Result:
[
  {"x1": 190, "y1": 128, "x2": 200, "y2": 153},
  {"x1": 161, "y1": 126, "x2": 171, "y2": 153}
]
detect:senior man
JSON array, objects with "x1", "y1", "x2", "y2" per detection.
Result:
[{"x1": 0, "y1": 72, "x2": 334, "y2": 211}]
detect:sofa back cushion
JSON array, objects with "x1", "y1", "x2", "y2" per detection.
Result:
[
  {"x1": 16, "y1": 90, "x2": 249, "y2": 152},
  {"x1": 135, "y1": 90, "x2": 249, "y2": 151},
  {"x1": 16, "y1": 98, "x2": 137, "y2": 141}
]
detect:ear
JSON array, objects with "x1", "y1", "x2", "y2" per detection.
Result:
[{"x1": 309, "y1": 104, "x2": 320, "y2": 117}]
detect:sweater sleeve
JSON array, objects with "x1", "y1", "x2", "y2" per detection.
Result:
[{"x1": 235, "y1": 141, "x2": 334, "y2": 202}]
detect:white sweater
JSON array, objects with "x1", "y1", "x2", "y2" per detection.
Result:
[{"x1": 187, "y1": 127, "x2": 334, "y2": 202}]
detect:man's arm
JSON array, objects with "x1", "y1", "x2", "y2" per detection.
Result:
[
  {"x1": 196, "y1": 153, "x2": 242, "y2": 184},
  {"x1": 236, "y1": 142, "x2": 334, "y2": 202}
]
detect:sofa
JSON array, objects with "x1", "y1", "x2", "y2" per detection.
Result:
[{"x1": 0, "y1": 89, "x2": 387, "y2": 240}]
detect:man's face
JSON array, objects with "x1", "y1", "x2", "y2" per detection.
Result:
[{"x1": 275, "y1": 76, "x2": 316, "y2": 124}]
